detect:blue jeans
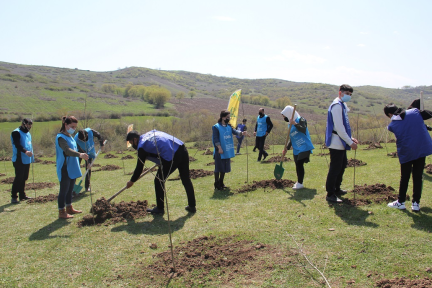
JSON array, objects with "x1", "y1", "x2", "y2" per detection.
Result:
[{"x1": 58, "y1": 164, "x2": 76, "y2": 209}]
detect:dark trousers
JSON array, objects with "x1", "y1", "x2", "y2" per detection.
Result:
[
  {"x1": 294, "y1": 155, "x2": 307, "y2": 184},
  {"x1": 58, "y1": 164, "x2": 76, "y2": 209},
  {"x1": 154, "y1": 145, "x2": 196, "y2": 209},
  {"x1": 12, "y1": 161, "x2": 30, "y2": 200},
  {"x1": 236, "y1": 136, "x2": 244, "y2": 153},
  {"x1": 398, "y1": 157, "x2": 425, "y2": 203},
  {"x1": 78, "y1": 158, "x2": 93, "y2": 190},
  {"x1": 256, "y1": 136, "x2": 268, "y2": 161},
  {"x1": 325, "y1": 149, "x2": 347, "y2": 196}
]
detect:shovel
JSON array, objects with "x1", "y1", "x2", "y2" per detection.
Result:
[
  {"x1": 274, "y1": 104, "x2": 297, "y2": 180},
  {"x1": 107, "y1": 164, "x2": 158, "y2": 202},
  {"x1": 73, "y1": 140, "x2": 107, "y2": 194}
]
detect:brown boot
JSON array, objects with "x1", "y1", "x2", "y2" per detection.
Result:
[
  {"x1": 59, "y1": 208, "x2": 74, "y2": 219},
  {"x1": 66, "y1": 205, "x2": 82, "y2": 214}
]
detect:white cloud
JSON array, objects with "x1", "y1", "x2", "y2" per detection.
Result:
[
  {"x1": 324, "y1": 46, "x2": 331, "y2": 50},
  {"x1": 212, "y1": 16, "x2": 235, "y2": 22},
  {"x1": 357, "y1": 44, "x2": 365, "y2": 47},
  {"x1": 265, "y1": 50, "x2": 326, "y2": 64},
  {"x1": 360, "y1": 32, "x2": 369, "y2": 35}
]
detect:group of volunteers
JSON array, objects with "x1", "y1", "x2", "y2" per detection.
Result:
[{"x1": 9, "y1": 84, "x2": 432, "y2": 219}]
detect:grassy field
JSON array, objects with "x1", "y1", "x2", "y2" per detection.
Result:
[{"x1": 1, "y1": 143, "x2": 432, "y2": 287}]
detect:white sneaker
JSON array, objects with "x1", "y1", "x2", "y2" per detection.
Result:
[
  {"x1": 387, "y1": 200, "x2": 406, "y2": 210},
  {"x1": 293, "y1": 182, "x2": 304, "y2": 190},
  {"x1": 411, "y1": 202, "x2": 420, "y2": 212}
]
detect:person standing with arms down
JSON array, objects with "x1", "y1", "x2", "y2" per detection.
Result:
[
  {"x1": 74, "y1": 128, "x2": 105, "y2": 192},
  {"x1": 325, "y1": 84, "x2": 358, "y2": 203},
  {"x1": 235, "y1": 119, "x2": 248, "y2": 155},
  {"x1": 125, "y1": 130, "x2": 196, "y2": 215},
  {"x1": 253, "y1": 108, "x2": 273, "y2": 162},
  {"x1": 55, "y1": 116, "x2": 88, "y2": 219},
  {"x1": 10, "y1": 118, "x2": 34, "y2": 204},
  {"x1": 384, "y1": 104, "x2": 432, "y2": 211},
  {"x1": 213, "y1": 110, "x2": 248, "y2": 190},
  {"x1": 281, "y1": 106, "x2": 315, "y2": 190}
]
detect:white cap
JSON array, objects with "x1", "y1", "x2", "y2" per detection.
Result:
[{"x1": 281, "y1": 105, "x2": 300, "y2": 120}]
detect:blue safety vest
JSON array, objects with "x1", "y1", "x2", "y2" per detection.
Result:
[
  {"x1": 290, "y1": 117, "x2": 315, "y2": 156},
  {"x1": 74, "y1": 128, "x2": 96, "y2": 158},
  {"x1": 137, "y1": 130, "x2": 183, "y2": 165},
  {"x1": 213, "y1": 123, "x2": 236, "y2": 159},
  {"x1": 325, "y1": 100, "x2": 352, "y2": 150},
  {"x1": 256, "y1": 115, "x2": 268, "y2": 137},
  {"x1": 388, "y1": 109, "x2": 432, "y2": 164},
  {"x1": 55, "y1": 134, "x2": 82, "y2": 181},
  {"x1": 11, "y1": 128, "x2": 34, "y2": 164}
]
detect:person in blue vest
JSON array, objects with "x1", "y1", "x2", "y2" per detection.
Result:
[
  {"x1": 384, "y1": 104, "x2": 432, "y2": 212},
  {"x1": 325, "y1": 84, "x2": 358, "y2": 203},
  {"x1": 235, "y1": 119, "x2": 248, "y2": 155},
  {"x1": 212, "y1": 110, "x2": 248, "y2": 190},
  {"x1": 74, "y1": 128, "x2": 105, "y2": 192},
  {"x1": 10, "y1": 118, "x2": 34, "y2": 204},
  {"x1": 253, "y1": 108, "x2": 273, "y2": 162},
  {"x1": 281, "y1": 106, "x2": 315, "y2": 190},
  {"x1": 125, "y1": 130, "x2": 196, "y2": 215},
  {"x1": 55, "y1": 116, "x2": 89, "y2": 219}
]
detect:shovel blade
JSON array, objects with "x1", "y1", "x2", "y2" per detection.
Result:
[
  {"x1": 274, "y1": 162, "x2": 284, "y2": 180},
  {"x1": 73, "y1": 180, "x2": 83, "y2": 194}
]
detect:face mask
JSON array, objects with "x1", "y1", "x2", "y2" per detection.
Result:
[
  {"x1": 284, "y1": 117, "x2": 289, "y2": 122},
  {"x1": 132, "y1": 143, "x2": 138, "y2": 150},
  {"x1": 224, "y1": 118, "x2": 230, "y2": 124},
  {"x1": 341, "y1": 94, "x2": 351, "y2": 102},
  {"x1": 259, "y1": 112, "x2": 264, "y2": 117},
  {"x1": 67, "y1": 128, "x2": 75, "y2": 134}
]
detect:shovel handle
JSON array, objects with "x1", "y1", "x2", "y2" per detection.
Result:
[{"x1": 107, "y1": 164, "x2": 158, "y2": 203}]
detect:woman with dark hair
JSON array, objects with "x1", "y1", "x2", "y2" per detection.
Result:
[
  {"x1": 55, "y1": 116, "x2": 89, "y2": 219},
  {"x1": 212, "y1": 110, "x2": 247, "y2": 190}
]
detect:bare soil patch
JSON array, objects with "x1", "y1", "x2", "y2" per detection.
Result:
[
  {"x1": 121, "y1": 155, "x2": 134, "y2": 160},
  {"x1": 0, "y1": 157, "x2": 11, "y2": 161},
  {"x1": 237, "y1": 179, "x2": 295, "y2": 193},
  {"x1": 376, "y1": 277, "x2": 432, "y2": 287},
  {"x1": 77, "y1": 197, "x2": 148, "y2": 227},
  {"x1": 1, "y1": 177, "x2": 14, "y2": 184},
  {"x1": 34, "y1": 159, "x2": 56, "y2": 165},
  {"x1": 387, "y1": 152, "x2": 398, "y2": 158},
  {"x1": 0, "y1": 173, "x2": 5, "y2": 177},
  {"x1": 314, "y1": 152, "x2": 329, "y2": 157},
  {"x1": 81, "y1": 163, "x2": 100, "y2": 168},
  {"x1": 26, "y1": 182, "x2": 56, "y2": 190},
  {"x1": 343, "y1": 184, "x2": 397, "y2": 206},
  {"x1": 202, "y1": 149, "x2": 213, "y2": 155},
  {"x1": 27, "y1": 194, "x2": 58, "y2": 204},
  {"x1": 262, "y1": 156, "x2": 292, "y2": 163},
  {"x1": 104, "y1": 153, "x2": 118, "y2": 159},
  {"x1": 169, "y1": 169, "x2": 213, "y2": 181},
  {"x1": 346, "y1": 158, "x2": 367, "y2": 167},
  {"x1": 426, "y1": 164, "x2": 432, "y2": 174},
  {"x1": 93, "y1": 165, "x2": 121, "y2": 172},
  {"x1": 135, "y1": 235, "x2": 296, "y2": 287},
  {"x1": 189, "y1": 156, "x2": 196, "y2": 162},
  {"x1": 364, "y1": 143, "x2": 383, "y2": 150}
]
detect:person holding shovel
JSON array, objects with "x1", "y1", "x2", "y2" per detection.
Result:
[
  {"x1": 125, "y1": 130, "x2": 196, "y2": 215},
  {"x1": 10, "y1": 118, "x2": 34, "y2": 204},
  {"x1": 55, "y1": 116, "x2": 89, "y2": 219},
  {"x1": 235, "y1": 119, "x2": 247, "y2": 155},
  {"x1": 212, "y1": 110, "x2": 248, "y2": 190},
  {"x1": 254, "y1": 108, "x2": 273, "y2": 162},
  {"x1": 384, "y1": 104, "x2": 432, "y2": 212},
  {"x1": 325, "y1": 84, "x2": 358, "y2": 203},
  {"x1": 281, "y1": 106, "x2": 314, "y2": 190},
  {"x1": 74, "y1": 128, "x2": 105, "y2": 192}
]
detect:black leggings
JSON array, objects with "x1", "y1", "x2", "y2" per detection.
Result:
[{"x1": 294, "y1": 156, "x2": 308, "y2": 184}]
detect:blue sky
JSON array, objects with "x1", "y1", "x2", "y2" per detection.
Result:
[{"x1": 1, "y1": 0, "x2": 431, "y2": 88}]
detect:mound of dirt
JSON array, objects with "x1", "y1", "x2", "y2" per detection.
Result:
[
  {"x1": 343, "y1": 183, "x2": 397, "y2": 206},
  {"x1": 116, "y1": 151, "x2": 124, "y2": 154},
  {"x1": 26, "y1": 182, "x2": 56, "y2": 190},
  {"x1": 205, "y1": 162, "x2": 215, "y2": 166},
  {"x1": 0, "y1": 157, "x2": 11, "y2": 161},
  {"x1": 27, "y1": 194, "x2": 58, "y2": 204},
  {"x1": 346, "y1": 158, "x2": 367, "y2": 167},
  {"x1": 364, "y1": 143, "x2": 383, "y2": 150},
  {"x1": 139, "y1": 235, "x2": 295, "y2": 287},
  {"x1": 169, "y1": 169, "x2": 213, "y2": 181},
  {"x1": 93, "y1": 165, "x2": 121, "y2": 172},
  {"x1": 104, "y1": 153, "x2": 118, "y2": 159},
  {"x1": 376, "y1": 277, "x2": 432, "y2": 287},
  {"x1": 387, "y1": 152, "x2": 398, "y2": 158},
  {"x1": 77, "y1": 197, "x2": 148, "y2": 227},
  {"x1": 202, "y1": 149, "x2": 213, "y2": 155},
  {"x1": 314, "y1": 152, "x2": 329, "y2": 157},
  {"x1": 1, "y1": 177, "x2": 14, "y2": 184},
  {"x1": 425, "y1": 164, "x2": 432, "y2": 174},
  {"x1": 81, "y1": 163, "x2": 101, "y2": 168},
  {"x1": 189, "y1": 156, "x2": 196, "y2": 162},
  {"x1": 237, "y1": 179, "x2": 295, "y2": 193},
  {"x1": 121, "y1": 155, "x2": 135, "y2": 160},
  {"x1": 262, "y1": 156, "x2": 292, "y2": 163},
  {"x1": 0, "y1": 173, "x2": 5, "y2": 177}
]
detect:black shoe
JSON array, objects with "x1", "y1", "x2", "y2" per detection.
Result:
[
  {"x1": 220, "y1": 183, "x2": 229, "y2": 190},
  {"x1": 185, "y1": 206, "x2": 197, "y2": 213},
  {"x1": 263, "y1": 154, "x2": 268, "y2": 161},
  {"x1": 326, "y1": 194, "x2": 342, "y2": 203},
  {"x1": 335, "y1": 189, "x2": 347, "y2": 196},
  {"x1": 11, "y1": 198, "x2": 19, "y2": 204},
  {"x1": 253, "y1": 149, "x2": 257, "y2": 152},
  {"x1": 20, "y1": 196, "x2": 32, "y2": 201},
  {"x1": 146, "y1": 207, "x2": 165, "y2": 215},
  {"x1": 214, "y1": 182, "x2": 221, "y2": 190}
]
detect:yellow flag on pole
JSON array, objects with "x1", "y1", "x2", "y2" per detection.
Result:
[
  {"x1": 227, "y1": 89, "x2": 241, "y2": 127},
  {"x1": 126, "y1": 124, "x2": 133, "y2": 148}
]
